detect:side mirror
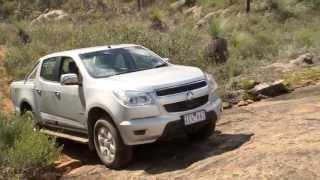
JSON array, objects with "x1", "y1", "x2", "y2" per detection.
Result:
[
  {"x1": 61, "y1": 73, "x2": 80, "y2": 85},
  {"x1": 163, "y1": 58, "x2": 170, "y2": 63}
]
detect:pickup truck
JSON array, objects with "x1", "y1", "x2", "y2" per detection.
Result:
[{"x1": 10, "y1": 44, "x2": 222, "y2": 169}]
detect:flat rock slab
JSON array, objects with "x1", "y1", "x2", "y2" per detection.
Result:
[
  {"x1": 249, "y1": 80, "x2": 289, "y2": 97},
  {"x1": 62, "y1": 85, "x2": 320, "y2": 179}
]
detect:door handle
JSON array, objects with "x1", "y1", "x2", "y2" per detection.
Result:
[{"x1": 54, "y1": 91, "x2": 61, "y2": 97}]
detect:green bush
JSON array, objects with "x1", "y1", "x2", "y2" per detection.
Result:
[
  {"x1": 304, "y1": 0, "x2": 320, "y2": 9},
  {"x1": 150, "y1": 8, "x2": 164, "y2": 22},
  {"x1": 208, "y1": 19, "x2": 224, "y2": 39},
  {"x1": 199, "y1": 0, "x2": 237, "y2": 8},
  {"x1": 232, "y1": 32, "x2": 257, "y2": 58},
  {"x1": 0, "y1": 114, "x2": 61, "y2": 178},
  {"x1": 0, "y1": 23, "x2": 20, "y2": 45}
]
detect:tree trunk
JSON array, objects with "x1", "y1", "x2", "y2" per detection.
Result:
[
  {"x1": 82, "y1": 0, "x2": 90, "y2": 10},
  {"x1": 137, "y1": 0, "x2": 143, "y2": 11},
  {"x1": 246, "y1": 0, "x2": 251, "y2": 13}
]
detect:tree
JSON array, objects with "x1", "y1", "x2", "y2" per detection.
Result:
[
  {"x1": 137, "y1": 0, "x2": 143, "y2": 11},
  {"x1": 246, "y1": 0, "x2": 251, "y2": 13}
]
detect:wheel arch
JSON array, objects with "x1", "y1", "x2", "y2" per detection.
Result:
[
  {"x1": 20, "y1": 100, "x2": 33, "y2": 115},
  {"x1": 87, "y1": 106, "x2": 117, "y2": 150}
]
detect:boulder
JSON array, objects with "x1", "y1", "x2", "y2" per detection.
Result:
[
  {"x1": 196, "y1": 9, "x2": 230, "y2": 28},
  {"x1": 196, "y1": 11, "x2": 220, "y2": 27},
  {"x1": 222, "y1": 102, "x2": 232, "y2": 109},
  {"x1": 31, "y1": 10, "x2": 69, "y2": 25},
  {"x1": 246, "y1": 99, "x2": 254, "y2": 104},
  {"x1": 263, "y1": 62, "x2": 295, "y2": 72},
  {"x1": 237, "y1": 100, "x2": 249, "y2": 107},
  {"x1": 170, "y1": 0, "x2": 186, "y2": 11},
  {"x1": 264, "y1": 53, "x2": 320, "y2": 73},
  {"x1": 55, "y1": 159, "x2": 82, "y2": 173},
  {"x1": 249, "y1": 80, "x2": 289, "y2": 97},
  {"x1": 290, "y1": 53, "x2": 315, "y2": 66},
  {"x1": 183, "y1": 6, "x2": 202, "y2": 19}
]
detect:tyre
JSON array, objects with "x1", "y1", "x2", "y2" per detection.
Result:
[
  {"x1": 93, "y1": 118, "x2": 132, "y2": 169},
  {"x1": 187, "y1": 120, "x2": 216, "y2": 141}
]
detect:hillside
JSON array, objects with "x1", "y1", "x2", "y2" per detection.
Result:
[
  {"x1": 1, "y1": 0, "x2": 320, "y2": 85},
  {"x1": 1, "y1": 0, "x2": 320, "y2": 179},
  {"x1": 0, "y1": 47, "x2": 12, "y2": 113}
]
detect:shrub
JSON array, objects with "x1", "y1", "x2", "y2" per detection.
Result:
[
  {"x1": 199, "y1": 0, "x2": 230, "y2": 8},
  {"x1": 304, "y1": 0, "x2": 320, "y2": 9},
  {"x1": 239, "y1": 79, "x2": 258, "y2": 90},
  {"x1": 4, "y1": 19, "x2": 208, "y2": 79},
  {"x1": 283, "y1": 67, "x2": 320, "y2": 88},
  {"x1": 232, "y1": 32, "x2": 257, "y2": 59},
  {"x1": 208, "y1": 19, "x2": 223, "y2": 39},
  {"x1": 294, "y1": 29, "x2": 314, "y2": 48},
  {"x1": 0, "y1": 114, "x2": 61, "y2": 178},
  {"x1": 150, "y1": 8, "x2": 163, "y2": 23},
  {"x1": 0, "y1": 23, "x2": 20, "y2": 46}
]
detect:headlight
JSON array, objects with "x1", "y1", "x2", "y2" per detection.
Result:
[
  {"x1": 205, "y1": 73, "x2": 218, "y2": 93},
  {"x1": 113, "y1": 90, "x2": 154, "y2": 106}
]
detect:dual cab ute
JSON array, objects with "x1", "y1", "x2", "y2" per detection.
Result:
[{"x1": 10, "y1": 44, "x2": 222, "y2": 169}]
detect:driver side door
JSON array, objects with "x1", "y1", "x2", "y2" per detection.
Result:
[{"x1": 54, "y1": 56, "x2": 86, "y2": 132}]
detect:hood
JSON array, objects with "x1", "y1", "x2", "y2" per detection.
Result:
[{"x1": 95, "y1": 65, "x2": 206, "y2": 91}]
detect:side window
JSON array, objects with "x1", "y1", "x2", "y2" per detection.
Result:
[
  {"x1": 60, "y1": 57, "x2": 79, "y2": 78},
  {"x1": 40, "y1": 58, "x2": 60, "y2": 82}
]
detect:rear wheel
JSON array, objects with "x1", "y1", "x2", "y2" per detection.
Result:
[{"x1": 93, "y1": 118, "x2": 132, "y2": 169}]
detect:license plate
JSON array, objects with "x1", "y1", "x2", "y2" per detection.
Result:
[{"x1": 183, "y1": 111, "x2": 206, "y2": 126}]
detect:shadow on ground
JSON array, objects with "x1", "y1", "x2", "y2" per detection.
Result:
[{"x1": 58, "y1": 132, "x2": 253, "y2": 175}]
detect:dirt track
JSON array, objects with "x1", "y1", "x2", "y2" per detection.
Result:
[{"x1": 61, "y1": 84, "x2": 320, "y2": 180}]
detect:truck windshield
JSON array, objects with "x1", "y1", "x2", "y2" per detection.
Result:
[{"x1": 79, "y1": 46, "x2": 167, "y2": 78}]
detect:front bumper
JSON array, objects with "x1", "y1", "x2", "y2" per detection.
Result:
[{"x1": 118, "y1": 97, "x2": 222, "y2": 145}]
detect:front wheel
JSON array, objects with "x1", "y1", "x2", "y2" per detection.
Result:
[{"x1": 93, "y1": 119, "x2": 132, "y2": 169}]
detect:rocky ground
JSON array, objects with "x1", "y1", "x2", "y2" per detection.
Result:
[
  {"x1": 0, "y1": 47, "x2": 13, "y2": 113},
  {"x1": 59, "y1": 84, "x2": 320, "y2": 180}
]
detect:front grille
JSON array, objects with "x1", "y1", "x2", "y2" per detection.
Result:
[
  {"x1": 156, "y1": 81, "x2": 207, "y2": 96},
  {"x1": 164, "y1": 95, "x2": 209, "y2": 113}
]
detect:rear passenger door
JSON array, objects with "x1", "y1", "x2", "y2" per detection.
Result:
[{"x1": 35, "y1": 57, "x2": 61, "y2": 125}]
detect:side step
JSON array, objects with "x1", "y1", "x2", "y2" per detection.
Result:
[{"x1": 40, "y1": 129, "x2": 89, "y2": 144}]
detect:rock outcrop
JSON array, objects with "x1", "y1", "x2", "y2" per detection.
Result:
[
  {"x1": 31, "y1": 10, "x2": 69, "y2": 25},
  {"x1": 248, "y1": 80, "x2": 289, "y2": 98},
  {"x1": 264, "y1": 53, "x2": 320, "y2": 72}
]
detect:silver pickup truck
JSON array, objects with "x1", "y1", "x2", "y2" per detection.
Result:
[{"x1": 10, "y1": 44, "x2": 222, "y2": 169}]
